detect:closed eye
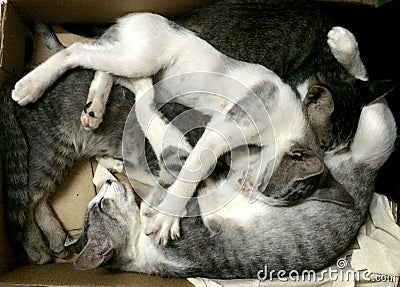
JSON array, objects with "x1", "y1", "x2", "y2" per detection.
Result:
[
  {"x1": 97, "y1": 197, "x2": 121, "y2": 221},
  {"x1": 98, "y1": 197, "x2": 114, "y2": 215},
  {"x1": 98, "y1": 197, "x2": 106, "y2": 213}
]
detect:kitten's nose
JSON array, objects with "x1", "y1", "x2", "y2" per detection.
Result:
[{"x1": 106, "y1": 179, "x2": 113, "y2": 185}]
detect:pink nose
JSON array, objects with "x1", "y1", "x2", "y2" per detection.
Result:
[{"x1": 81, "y1": 115, "x2": 90, "y2": 127}]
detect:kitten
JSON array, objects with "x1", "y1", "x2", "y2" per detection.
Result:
[
  {"x1": 66, "y1": 96, "x2": 396, "y2": 278},
  {"x1": 1, "y1": 30, "x2": 395, "y2": 270},
  {"x1": 0, "y1": 69, "x2": 364, "y2": 267},
  {"x1": 11, "y1": 13, "x2": 389, "y2": 246},
  {"x1": 61, "y1": 0, "x2": 388, "y2": 152},
  {"x1": 0, "y1": 69, "x2": 204, "y2": 264}
]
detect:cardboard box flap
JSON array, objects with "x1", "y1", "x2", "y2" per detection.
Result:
[
  {"x1": 0, "y1": 1, "x2": 25, "y2": 86},
  {"x1": 0, "y1": 155, "x2": 19, "y2": 277},
  {"x1": 0, "y1": 264, "x2": 193, "y2": 287},
  {"x1": 9, "y1": 0, "x2": 218, "y2": 24}
]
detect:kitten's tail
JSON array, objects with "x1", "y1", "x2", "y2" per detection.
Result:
[
  {"x1": 350, "y1": 98, "x2": 397, "y2": 170},
  {"x1": 0, "y1": 83, "x2": 30, "y2": 241},
  {"x1": 32, "y1": 23, "x2": 65, "y2": 53}
]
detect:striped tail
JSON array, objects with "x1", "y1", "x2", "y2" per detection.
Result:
[{"x1": 0, "y1": 81, "x2": 30, "y2": 241}]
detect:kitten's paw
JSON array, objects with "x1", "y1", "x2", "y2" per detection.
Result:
[
  {"x1": 327, "y1": 26, "x2": 358, "y2": 64},
  {"x1": 23, "y1": 240, "x2": 52, "y2": 265},
  {"x1": 81, "y1": 102, "x2": 104, "y2": 130},
  {"x1": 51, "y1": 246, "x2": 69, "y2": 259},
  {"x1": 12, "y1": 76, "x2": 46, "y2": 106},
  {"x1": 238, "y1": 171, "x2": 255, "y2": 198},
  {"x1": 96, "y1": 155, "x2": 124, "y2": 173},
  {"x1": 237, "y1": 170, "x2": 263, "y2": 203},
  {"x1": 49, "y1": 234, "x2": 69, "y2": 259},
  {"x1": 144, "y1": 209, "x2": 181, "y2": 246}
]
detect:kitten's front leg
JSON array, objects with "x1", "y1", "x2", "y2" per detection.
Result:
[
  {"x1": 144, "y1": 116, "x2": 261, "y2": 245},
  {"x1": 327, "y1": 26, "x2": 368, "y2": 81},
  {"x1": 129, "y1": 77, "x2": 194, "y2": 245},
  {"x1": 12, "y1": 45, "x2": 78, "y2": 105},
  {"x1": 143, "y1": 205, "x2": 184, "y2": 245},
  {"x1": 96, "y1": 155, "x2": 124, "y2": 174},
  {"x1": 81, "y1": 71, "x2": 114, "y2": 130}
]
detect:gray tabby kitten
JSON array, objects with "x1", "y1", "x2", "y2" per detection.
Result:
[
  {"x1": 3, "y1": 17, "x2": 393, "y2": 265},
  {"x1": 12, "y1": 10, "x2": 392, "y2": 246},
  {"x1": 0, "y1": 68, "x2": 364, "y2": 269},
  {"x1": 0, "y1": 70, "x2": 162, "y2": 264},
  {"x1": 176, "y1": 0, "x2": 393, "y2": 151},
  {"x1": 62, "y1": 0, "x2": 393, "y2": 152},
  {"x1": 66, "y1": 96, "x2": 396, "y2": 278}
]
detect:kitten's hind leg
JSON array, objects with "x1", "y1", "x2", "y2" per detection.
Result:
[
  {"x1": 96, "y1": 155, "x2": 124, "y2": 173},
  {"x1": 22, "y1": 212, "x2": 52, "y2": 264},
  {"x1": 145, "y1": 113, "x2": 267, "y2": 245},
  {"x1": 327, "y1": 26, "x2": 368, "y2": 81},
  {"x1": 81, "y1": 71, "x2": 114, "y2": 130},
  {"x1": 12, "y1": 14, "x2": 180, "y2": 105},
  {"x1": 124, "y1": 77, "x2": 195, "y2": 245},
  {"x1": 34, "y1": 197, "x2": 68, "y2": 259}
]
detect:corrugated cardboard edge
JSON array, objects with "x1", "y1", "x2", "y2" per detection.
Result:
[
  {"x1": 0, "y1": 1, "x2": 25, "y2": 87},
  {"x1": 9, "y1": 0, "x2": 219, "y2": 24},
  {"x1": 0, "y1": 157, "x2": 19, "y2": 277},
  {"x1": 0, "y1": 3, "x2": 26, "y2": 276}
]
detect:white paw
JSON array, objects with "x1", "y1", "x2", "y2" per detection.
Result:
[
  {"x1": 81, "y1": 102, "x2": 104, "y2": 130},
  {"x1": 12, "y1": 76, "x2": 46, "y2": 106},
  {"x1": 327, "y1": 26, "x2": 358, "y2": 64},
  {"x1": 144, "y1": 208, "x2": 181, "y2": 246},
  {"x1": 96, "y1": 156, "x2": 124, "y2": 173},
  {"x1": 237, "y1": 170, "x2": 262, "y2": 203},
  {"x1": 238, "y1": 171, "x2": 256, "y2": 199}
]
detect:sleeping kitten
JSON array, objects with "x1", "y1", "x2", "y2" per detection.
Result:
[
  {"x1": 0, "y1": 68, "x2": 364, "y2": 267},
  {"x1": 61, "y1": 0, "x2": 388, "y2": 152},
  {"x1": 11, "y1": 12, "x2": 391, "y2": 246},
  {"x1": 66, "y1": 96, "x2": 396, "y2": 278},
  {"x1": 3, "y1": 66, "x2": 327, "y2": 264},
  {"x1": 1, "y1": 30, "x2": 395, "y2": 269},
  {"x1": 175, "y1": 0, "x2": 372, "y2": 151},
  {"x1": 0, "y1": 69, "x2": 206, "y2": 264}
]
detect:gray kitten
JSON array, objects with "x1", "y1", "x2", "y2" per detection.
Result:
[
  {"x1": 0, "y1": 70, "x2": 153, "y2": 264},
  {"x1": 2, "y1": 18, "x2": 394, "y2": 266},
  {"x1": 0, "y1": 68, "x2": 351, "y2": 266},
  {"x1": 66, "y1": 96, "x2": 396, "y2": 278},
  {"x1": 12, "y1": 11, "x2": 391, "y2": 246}
]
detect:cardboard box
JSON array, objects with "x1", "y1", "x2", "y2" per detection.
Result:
[
  {"x1": 0, "y1": 1, "x2": 216, "y2": 286},
  {"x1": 0, "y1": 0, "x2": 394, "y2": 286}
]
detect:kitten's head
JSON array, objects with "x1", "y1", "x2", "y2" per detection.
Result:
[
  {"x1": 65, "y1": 180, "x2": 140, "y2": 270},
  {"x1": 260, "y1": 147, "x2": 355, "y2": 207},
  {"x1": 304, "y1": 72, "x2": 396, "y2": 152}
]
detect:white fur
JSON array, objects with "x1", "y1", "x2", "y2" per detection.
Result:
[
  {"x1": 296, "y1": 79, "x2": 310, "y2": 101},
  {"x1": 81, "y1": 71, "x2": 113, "y2": 129},
  {"x1": 327, "y1": 26, "x2": 368, "y2": 81},
  {"x1": 325, "y1": 98, "x2": 396, "y2": 171},
  {"x1": 12, "y1": 14, "x2": 359, "y2": 245}
]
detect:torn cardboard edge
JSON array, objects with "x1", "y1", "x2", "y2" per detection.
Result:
[{"x1": 0, "y1": 1, "x2": 25, "y2": 86}]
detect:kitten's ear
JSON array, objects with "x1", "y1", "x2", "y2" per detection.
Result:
[
  {"x1": 278, "y1": 149, "x2": 354, "y2": 207},
  {"x1": 65, "y1": 233, "x2": 88, "y2": 254},
  {"x1": 265, "y1": 149, "x2": 325, "y2": 202},
  {"x1": 360, "y1": 79, "x2": 397, "y2": 104},
  {"x1": 281, "y1": 148, "x2": 325, "y2": 183},
  {"x1": 74, "y1": 233, "x2": 113, "y2": 270},
  {"x1": 65, "y1": 208, "x2": 90, "y2": 254},
  {"x1": 308, "y1": 186, "x2": 354, "y2": 207},
  {"x1": 303, "y1": 85, "x2": 334, "y2": 147}
]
